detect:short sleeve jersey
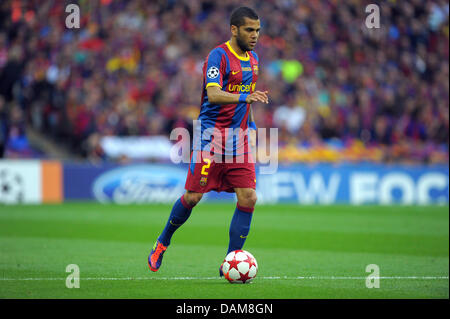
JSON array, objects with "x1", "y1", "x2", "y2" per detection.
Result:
[{"x1": 194, "y1": 41, "x2": 259, "y2": 156}]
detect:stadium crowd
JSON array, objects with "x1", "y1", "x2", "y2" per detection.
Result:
[{"x1": 0, "y1": 0, "x2": 448, "y2": 164}]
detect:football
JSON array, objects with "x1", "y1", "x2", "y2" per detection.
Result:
[{"x1": 221, "y1": 250, "x2": 258, "y2": 284}]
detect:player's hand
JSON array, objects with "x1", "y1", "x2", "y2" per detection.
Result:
[{"x1": 246, "y1": 90, "x2": 269, "y2": 104}]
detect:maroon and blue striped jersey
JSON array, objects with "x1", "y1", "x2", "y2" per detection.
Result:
[{"x1": 193, "y1": 41, "x2": 259, "y2": 156}]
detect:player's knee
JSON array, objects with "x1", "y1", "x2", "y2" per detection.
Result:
[
  {"x1": 184, "y1": 192, "x2": 203, "y2": 207},
  {"x1": 247, "y1": 193, "x2": 257, "y2": 208},
  {"x1": 240, "y1": 192, "x2": 257, "y2": 208}
]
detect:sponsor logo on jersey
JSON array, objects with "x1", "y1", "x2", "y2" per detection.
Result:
[{"x1": 227, "y1": 82, "x2": 256, "y2": 93}]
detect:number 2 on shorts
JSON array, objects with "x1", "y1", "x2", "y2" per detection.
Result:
[{"x1": 201, "y1": 158, "x2": 211, "y2": 175}]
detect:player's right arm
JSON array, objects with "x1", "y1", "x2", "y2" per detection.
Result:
[{"x1": 207, "y1": 86, "x2": 269, "y2": 105}]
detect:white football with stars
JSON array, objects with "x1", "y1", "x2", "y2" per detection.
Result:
[{"x1": 221, "y1": 250, "x2": 258, "y2": 284}]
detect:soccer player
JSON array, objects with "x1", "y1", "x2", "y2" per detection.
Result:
[{"x1": 148, "y1": 7, "x2": 269, "y2": 276}]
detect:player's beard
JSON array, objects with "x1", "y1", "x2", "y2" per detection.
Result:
[{"x1": 236, "y1": 30, "x2": 251, "y2": 52}]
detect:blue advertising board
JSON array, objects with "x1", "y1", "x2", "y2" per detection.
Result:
[{"x1": 63, "y1": 162, "x2": 448, "y2": 205}]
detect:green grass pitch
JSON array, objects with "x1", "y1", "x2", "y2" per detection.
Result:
[{"x1": 0, "y1": 203, "x2": 448, "y2": 298}]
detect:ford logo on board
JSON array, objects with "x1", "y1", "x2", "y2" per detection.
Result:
[{"x1": 92, "y1": 165, "x2": 186, "y2": 204}]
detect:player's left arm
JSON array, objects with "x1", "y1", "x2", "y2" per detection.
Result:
[
  {"x1": 249, "y1": 104, "x2": 255, "y2": 124},
  {"x1": 249, "y1": 104, "x2": 257, "y2": 148}
]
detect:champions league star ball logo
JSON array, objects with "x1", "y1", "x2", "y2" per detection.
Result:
[
  {"x1": 207, "y1": 66, "x2": 220, "y2": 79},
  {"x1": 0, "y1": 169, "x2": 24, "y2": 204}
]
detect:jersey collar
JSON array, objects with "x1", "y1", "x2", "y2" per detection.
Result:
[{"x1": 226, "y1": 41, "x2": 250, "y2": 61}]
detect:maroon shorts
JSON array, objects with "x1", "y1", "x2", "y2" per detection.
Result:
[{"x1": 185, "y1": 150, "x2": 256, "y2": 193}]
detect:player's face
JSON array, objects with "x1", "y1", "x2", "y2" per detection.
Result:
[{"x1": 234, "y1": 18, "x2": 260, "y2": 52}]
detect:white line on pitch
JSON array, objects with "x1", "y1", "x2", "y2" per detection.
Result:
[{"x1": 0, "y1": 276, "x2": 448, "y2": 281}]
